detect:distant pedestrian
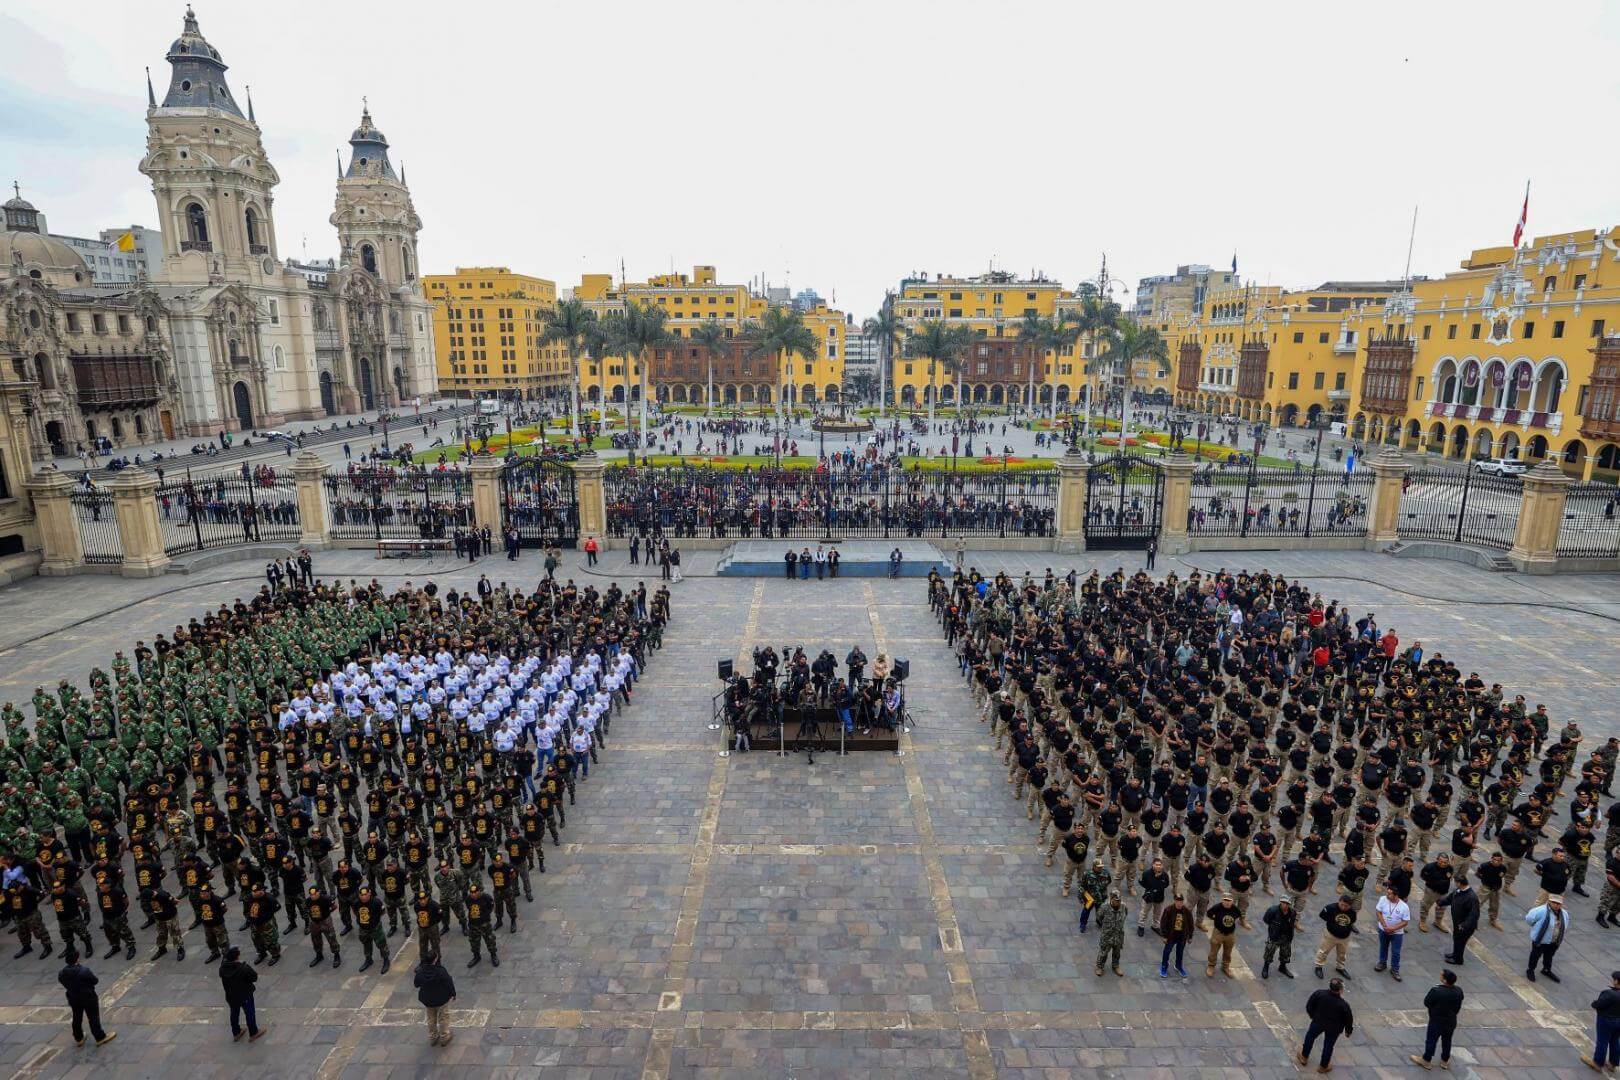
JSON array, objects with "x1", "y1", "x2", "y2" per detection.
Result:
[
  {"x1": 1410, "y1": 968, "x2": 1463, "y2": 1070},
  {"x1": 888, "y1": 547, "x2": 902, "y2": 579},
  {"x1": 218, "y1": 946, "x2": 265, "y2": 1041},
  {"x1": 584, "y1": 535, "x2": 599, "y2": 567},
  {"x1": 57, "y1": 949, "x2": 116, "y2": 1047},
  {"x1": 1586, "y1": 970, "x2": 1620, "y2": 1071},
  {"x1": 413, "y1": 951, "x2": 457, "y2": 1046},
  {"x1": 1145, "y1": 536, "x2": 1157, "y2": 570},
  {"x1": 1298, "y1": 977, "x2": 1354, "y2": 1073}
]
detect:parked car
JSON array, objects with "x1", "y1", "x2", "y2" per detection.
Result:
[{"x1": 1475, "y1": 456, "x2": 1527, "y2": 476}]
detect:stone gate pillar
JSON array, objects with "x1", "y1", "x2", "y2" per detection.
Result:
[
  {"x1": 572, "y1": 451, "x2": 608, "y2": 548},
  {"x1": 1159, "y1": 451, "x2": 1195, "y2": 555},
  {"x1": 468, "y1": 455, "x2": 505, "y2": 535},
  {"x1": 1054, "y1": 447, "x2": 1088, "y2": 554},
  {"x1": 1366, "y1": 447, "x2": 1410, "y2": 549},
  {"x1": 107, "y1": 468, "x2": 170, "y2": 577},
  {"x1": 1509, "y1": 460, "x2": 1571, "y2": 574},
  {"x1": 292, "y1": 451, "x2": 331, "y2": 548},
  {"x1": 25, "y1": 469, "x2": 84, "y2": 575}
]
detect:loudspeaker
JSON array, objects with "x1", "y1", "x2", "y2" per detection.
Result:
[
  {"x1": 717, "y1": 659, "x2": 734, "y2": 681},
  {"x1": 894, "y1": 658, "x2": 910, "y2": 682}
]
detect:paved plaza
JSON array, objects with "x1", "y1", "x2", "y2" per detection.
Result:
[{"x1": 0, "y1": 546, "x2": 1617, "y2": 1077}]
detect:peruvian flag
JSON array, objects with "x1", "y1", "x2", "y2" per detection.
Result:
[{"x1": 1512, "y1": 181, "x2": 1529, "y2": 247}]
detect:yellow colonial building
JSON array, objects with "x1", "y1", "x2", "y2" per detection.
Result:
[
  {"x1": 891, "y1": 271, "x2": 1094, "y2": 408},
  {"x1": 1344, "y1": 228, "x2": 1620, "y2": 480},
  {"x1": 1172, "y1": 281, "x2": 1400, "y2": 428},
  {"x1": 425, "y1": 268, "x2": 568, "y2": 401},
  {"x1": 572, "y1": 265, "x2": 844, "y2": 409}
]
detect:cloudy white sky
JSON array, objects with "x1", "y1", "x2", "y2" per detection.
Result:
[{"x1": 4, "y1": 0, "x2": 1617, "y2": 318}]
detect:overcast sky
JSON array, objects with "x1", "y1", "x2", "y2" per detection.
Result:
[{"x1": 5, "y1": 0, "x2": 1617, "y2": 318}]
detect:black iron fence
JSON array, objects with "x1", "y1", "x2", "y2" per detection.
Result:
[
  {"x1": 1396, "y1": 467, "x2": 1521, "y2": 549},
  {"x1": 1188, "y1": 465, "x2": 1373, "y2": 538},
  {"x1": 604, "y1": 464, "x2": 1058, "y2": 539},
  {"x1": 500, "y1": 458, "x2": 579, "y2": 548},
  {"x1": 325, "y1": 469, "x2": 475, "y2": 541},
  {"x1": 155, "y1": 470, "x2": 302, "y2": 555},
  {"x1": 70, "y1": 488, "x2": 122, "y2": 564},
  {"x1": 1557, "y1": 481, "x2": 1620, "y2": 559}
]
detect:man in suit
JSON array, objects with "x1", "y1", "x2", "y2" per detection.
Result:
[{"x1": 57, "y1": 949, "x2": 116, "y2": 1047}]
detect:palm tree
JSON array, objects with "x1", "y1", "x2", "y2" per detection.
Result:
[
  {"x1": 862, "y1": 293, "x2": 902, "y2": 417},
  {"x1": 1098, "y1": 320, "x2": 1168, "y2": 446},
  {"x1": 904, "y1": 318, "x2": 975, "y2": 425},
  {"x1": 743, "y1": 305, "x2": 820, "y2": 426},
  {"x1": 1071, "y1": 295, "x2": 1122, "y2": 419},
  {"x1": 688, "y1": 320, "x2": 730, "y2": 417},
  {"x1": 603, "y1": 303, "x2": 673, "y2": 457},
  {"x1": 1016, "y1": 312, "x2": 1081, "y2": 416},
  {"x1": 537, "y1": 298, "x2": 596, "y2": 437}
]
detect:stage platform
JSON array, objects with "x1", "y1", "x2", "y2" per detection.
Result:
[
  {"x1": 715, "y1": 540, "x2": 949, "y2": 578},
  {"x1": 732, "y1": 721, "x2": 901, "y2": 753}
]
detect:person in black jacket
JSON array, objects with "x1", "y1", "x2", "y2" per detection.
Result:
[
  {"x1": 413, "y1": 951, "x2": 458, "y2": 1046},
  {"x1": 218, "y1": 946, "x2": 265, "y2": 1041},
  {"x1": 1587, "y1": 970, "x2": 1620, "y2": 1071},
  {"x1": 1261, "y1": 898, "x2": 1298, "y2": 980},
  {"x1": 1410, "y1": 968, "x2": 1463, "y2": 1069},
  {"x1": 1298, "y1": 978, "x2": 1354, "y2": 1072},
  {"x1": 1438, "y1": 874, "x2": 1481, "y2": 965},
  {"x1": 57, "y1": 950, "x2": 116, "y2": 1047}
]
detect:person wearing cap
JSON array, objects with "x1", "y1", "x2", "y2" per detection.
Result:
[
  {"x1": 1586, "y1": 969, "x2": 1620, "y2": 1071},
  {"x1": 1525, "y1": 895, "x2": 1569, "y2": 982},
  {"x1": 1094, "y1": 891, "x2": 1128, "y2": 977},
  {"x1": 1260, "y1": 896, "x2": 1298, "y2": 979},
  {"x1": 1159, "y1": 895, "x2": 1195, "y2": 978},
  {"x1": 1205, "y1": 893, "x2": 1242, "y2": 978},
  {"x1": 1076, "y1": 860, "x2": 1112, "y2": 934}
]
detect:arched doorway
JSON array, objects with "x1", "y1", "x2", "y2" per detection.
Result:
[
  {"x1": 320, "y1": 371, "x2": 336, "y2": 415},
  {"x1": 160, "y1": 411, "x2": 175, "y2": 439},
  {"x1": 1471, "y1": 428, "x2": 1494, "y2": 459},
  {"x1": 45, "y1": 420, "x2": 66, "y2": 455},
  {"x1": 232, "y1": 381, "x2": 254, "y2": 430},
  {"x1": 357, "y1": 358, "x2": 375, "y2": 410}
]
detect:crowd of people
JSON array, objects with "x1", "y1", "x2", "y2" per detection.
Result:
[
  {"x1": 933, "y1": 563, "x2": 1610, "y2": 1069},
  {"x1": 0, "y1": 566, "x2": 672, "y2": 1044}
]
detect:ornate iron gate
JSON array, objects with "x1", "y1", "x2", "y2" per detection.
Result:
[
  {"x1": 501, "y1": 457, "x2": 579, "y2": 548},
  {"x1": 1084, "y1": 452, "x2": 1164, "y2": 549}
]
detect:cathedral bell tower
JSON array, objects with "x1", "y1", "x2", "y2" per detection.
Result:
[
  {"x1": 331, "y1": 104, "x2": 423, "y2": 289},
  {"x1": 139, "y1": 5, "x2": 281, "y2": 285}
]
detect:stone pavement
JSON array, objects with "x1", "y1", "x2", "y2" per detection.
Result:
[{"x1": 1, "y1": 548, "x2": 1617, "y2": 1077}]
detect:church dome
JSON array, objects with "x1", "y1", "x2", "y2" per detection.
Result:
[{"x1": 0, "y1": 231, "x2": 89, "y2": 285}]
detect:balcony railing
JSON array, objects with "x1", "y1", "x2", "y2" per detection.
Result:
[
  {"x1": 249, "y1": 244, "x2": 269, "y2": 255},
  {"x1": 76, "y1": 384, "x2": 163, "y2": 406},
  {"x1": 1332, "y1": 339, "x2": 1357, "y2": 355},
  {"x1": 180, "y1": 240, "x2": 212, "y2": 253},
  {"x1": 1327, "y1": 388, "x2": 1351, "y2": 401}
]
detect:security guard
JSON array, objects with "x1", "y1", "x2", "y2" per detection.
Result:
[
  {"x1": 355, "y1": 886, "x2": 391, "y2": 973},
  {"x1": 148, "y1": 886, "x2": 184, "y2": 962},
  {"x1": 305, "y1": 885, "x2": 341, "y2": 969},
  {"x1": 464, "y1": 881, "x2": 499, "y2": 968}
]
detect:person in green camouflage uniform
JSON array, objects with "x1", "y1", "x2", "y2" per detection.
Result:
[{"x1": 1093, "y1": 892, "x2": 1128, "y2": 976}]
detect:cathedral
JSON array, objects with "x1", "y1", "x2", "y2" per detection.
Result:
[{"x1": 0, "y1": 5, "x2": 437, "y2": 462}]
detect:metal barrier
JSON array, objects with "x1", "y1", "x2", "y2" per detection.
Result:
[
  {"x1": 325, "y1": 469, "x2": 475, "y2": 541},
  {"x1": 1188, "y1": 465, "x2": 1371, "y2": 538},
  {"x1": 1396, "y1": 467, "x2": 1521, "y2": 550},
  {"x1": 155, "y1": 469, "x2": 301, "y2": 555},
  {"x1": 603, "y1": 464, "x2": 1057, "y2": 539},
  {"x1": 70, "y1": 488, "x2": 122, "y2": 564},
  {"x1": 1557, "y1": 481, "x2": 1620, "y2": 558}
]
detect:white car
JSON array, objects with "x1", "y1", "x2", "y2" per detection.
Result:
[
  {"x1": 1475, "y1": 457, "x2": 1526, "y2": 476},
  {"x1": 258, "y1": 429, "x2": 293, "y2": 441}
]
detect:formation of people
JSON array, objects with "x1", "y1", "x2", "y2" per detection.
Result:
[
  {"x1": 1, "y1": 569, "x2": 671, "y2": 992},
  {"x1": 934, "y1": 563, "x2": 1609, "y2": 1065}
]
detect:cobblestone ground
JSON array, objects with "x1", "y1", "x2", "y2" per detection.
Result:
[{"x1": 0, "y1": 547, "x2": 1617, "y2": 1078}]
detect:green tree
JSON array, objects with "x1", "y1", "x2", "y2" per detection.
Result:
[
  {"x1": 904, "y1": 318, "x2": 975, "y2": 424},
  {"x1": 743, "y1": 305, "x2": 821, "y2": 423},
  {"x1": 687, "y1": 320, "x2": 730, "y2": 417},
  {"x1": 603, "y1": 304, "x2": 674, "y2": 454},
  {"x1": 862, "y1": 292, "x2": 902, "y2": 415},
  {"x1": 1016, "y1": 312, "x2": 1080, "y2": 415},
  {"x1": 537, "y1": 297, "x2": 597, "y2": 437},
  {"x1": 1098, "y1": 320, "x2": 1168, "y2": 445},
  {"x1": 845, "y1": 371, "x2": 878, "y2": 404},
  {"x1": 1071, "y1": 295, "x2": 1123, "y2": 418}
]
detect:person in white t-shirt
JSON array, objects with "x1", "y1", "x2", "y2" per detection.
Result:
[{"x1": 1374, "y1": 886, "x2": 1411, "y2": 981}]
